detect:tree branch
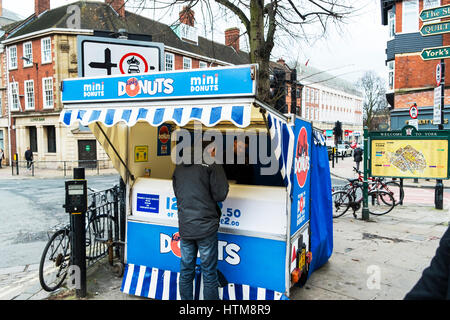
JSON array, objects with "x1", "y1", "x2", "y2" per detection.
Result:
[{"x1": 214, "y1": 0, "x2": 250, "y2": 31}]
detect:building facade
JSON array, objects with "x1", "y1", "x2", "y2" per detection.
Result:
[
  {"x1": 297, "y1": 65, "x2": 364, "y2": 145},
  {"x1": 381, "y1": 0, "x2": 450, "y2": 130},
  {"x1": 0, "y1": 0, "x2": 248, "y2": 167}
]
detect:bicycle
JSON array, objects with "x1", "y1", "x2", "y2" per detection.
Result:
[
  {"x1": 352, "y1": 167, "x2": 404, "y2": 206},
  {"x1": 332, "y1": 179, "x2": 395, "y2": 218},
  {"x1": 39, "y1": 187, "x2": 120, "y2": 292}
]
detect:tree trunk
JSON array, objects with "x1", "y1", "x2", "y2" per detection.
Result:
[{"x1": 248, "y1": 0, "x2": 272, "y2": 103}]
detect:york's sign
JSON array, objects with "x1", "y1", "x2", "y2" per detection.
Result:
[{"x1": 420, "y1": 46, "x2": 450, "y2": 60}]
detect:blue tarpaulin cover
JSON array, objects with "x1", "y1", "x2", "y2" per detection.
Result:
[{"x1": 308, "y1": 132, "x2": 333, "y2": 276}]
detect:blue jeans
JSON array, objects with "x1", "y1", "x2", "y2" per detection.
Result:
[{"x1": 179, "y1": 232, "x2": 219, "y2": 300}]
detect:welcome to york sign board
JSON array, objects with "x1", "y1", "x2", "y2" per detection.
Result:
[{"x1": 62, "y1": 65, "x2": 257, "y2": 104}]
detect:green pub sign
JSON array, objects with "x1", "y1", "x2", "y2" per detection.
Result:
[{"x1": 420, "y1": 4, "x2": 450, "y2": 22}]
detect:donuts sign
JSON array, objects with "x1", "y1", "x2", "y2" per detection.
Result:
[{"x1": 118, "y1": 77, "x2": 174, "y2": 97}]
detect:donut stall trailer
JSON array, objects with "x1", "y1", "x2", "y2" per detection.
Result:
[{"x1": 59, "y1": 64, "x2": 333, "y2": 300}]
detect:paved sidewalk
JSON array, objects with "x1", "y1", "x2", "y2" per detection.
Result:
[
  {"x1": 329, "y1": 155, "x2": 450, "y2": 188},
  {"x1": 4, "y1": 202, "x2": 444, "y2": 301},
  {"x1": 1, "y1": 159, "x2": 449, "y2": 300}
]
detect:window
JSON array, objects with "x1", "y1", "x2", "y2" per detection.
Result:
[
  {"x1": 9, "y1": 82, "x2": 19, "y2": 110},
  {"x1": 0, "y1": 130, "x2": 4, "y2": 150},
  {"x1": 183, "y1": 57, "x2": 192, "y2": 69},
  {"x1": 41, "y1": 37, "x2": 51, "y2": 64},
  {"x1": 8, "y1": 46, "x2": 17, "y2": 70},
  {"x1": 23, "y1": 42, "x2": 33, "y2": 67},
  {"x1": 423, "y1": 0, "x2": 440, "y2": 9},
  {"x1": 24, "y1": 80, "x2": 35, "y2": 110},
  {"x1": 46, "y1": 126, "x2": 56, "y2": 153},
  {"x1": 29, "y1": 126, "x2": 37, "y2": 153},
  {"x1": 165, "y1": 52, "x2": 174, "y2": 71},
  {"x1": 42, "y1": 77, "x2": 53, "y2": 109},
  {"x1": 402, "y1": 0, "x2": 418, "y2": 33},
  {"x1": 388, "y1": 8, "x2": 395, "y2": 38},
  {"x1": 388, "y1": 60, "x2": 395, "y2": 91},
  {"x1": 199, "y1": 61, "x2": 208, "y2": 68}
]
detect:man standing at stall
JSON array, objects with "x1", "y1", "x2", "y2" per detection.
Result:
[{"x1": 172, "y1": 141, "x2": 229, "y2": 300}]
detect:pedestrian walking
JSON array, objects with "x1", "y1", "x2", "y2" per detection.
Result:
[
  {"x1": 25, "y1": 147, "x2": 33, "y2": 170},
  {"x1": 353, "y1": 146, "x2": 363, "y2": 171},
  {"x1": 172, "y1": 141, "x2": 229, "y2": 300},
  {"x1": 0, "y1": 148, "x2": 4, "y2": 168}
]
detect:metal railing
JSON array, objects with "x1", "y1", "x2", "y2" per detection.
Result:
[
  {"x1": 10, "y1": 159, "x2": 115, "y2": 177},
  {"x1": 85, "y1": 184, "x2": 125, "y2": 270}
]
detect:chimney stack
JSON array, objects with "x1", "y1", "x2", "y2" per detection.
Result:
[
  {"x1": 277, "y1": 58, "x2": 285, "y2": 65},
  {"x1": 109, "y1": 0, "x2": 125, "y2": 18},
  {"x1": 35, "y1": 0, "x2": 50, "y2": 16},
  {"x1": 225, "y1": 27, "x2": 240, "y2": 52},
  {"x1": 179, "y1": 6, "x2": 195, "y2": 27}
]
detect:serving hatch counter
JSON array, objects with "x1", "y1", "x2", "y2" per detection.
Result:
[{"x1": 59, "y1": 64, "x2": 332, "y2": 300}]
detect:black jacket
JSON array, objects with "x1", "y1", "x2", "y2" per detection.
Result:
[
  {"x1": 404, "y1": 226, "x2": 450, "y2": 299},
  {"x1": 353, "y1": 147, "x2": 363, "y2": 162},
  {"x1": 172, "y1": 162, "x2": 229, "y2": 240},
  {"x1": 25, "y1": 150, "x2": 33, "y2": 161}
]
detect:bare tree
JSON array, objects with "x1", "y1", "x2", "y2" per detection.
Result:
[
  {"x1": 357, "y1": 71, "x2": 389, "y2": 131},
  {"x1": 127, "y1": 0, "x2": 355, "y2": 104}
]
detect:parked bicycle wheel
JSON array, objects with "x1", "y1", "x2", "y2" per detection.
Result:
[
  {"x1": 39, "y1": 228, "x2": 71, "y2": 292},
  {"x1": 367, "y1": 190, "x2": 395, "y2": 216},
  {"x1": 332, "y1": 190, "x2": 352, "y2": 218},
  {"x1": 382, "y1": 181, "x2": 404, "y2": 206},
  {"x1": 86, "y1": 214, "x2": 116, "y2": 260}
]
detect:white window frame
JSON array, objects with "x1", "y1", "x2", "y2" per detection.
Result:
[
  {"x1": 24, "y1": 80, "x2": 35, "y2": 110},
  {"x1": 402, "y1": 0, "x2": 419, "y2": 34},
  {"x1": 388, "y1": 8, "x2": 395, "y2": 39},
  {"x1": 423, "y1": 0, "x2": 440, "y2": 10},
  {"x1": 9, "y1": 82, "x2": 19, "y2": 111},
  {"x1": 42, "y1": 77, "x2": 54, "y2": 109},
  {"x1": 183, "y1": 57, "x2": 192, "y2": 70},
  {"x1": 23, "y1": 41, "x2": 33, "y2": 67},
  {"x1": 41, "y1": 37, "x2": 52, "y2": 64},
  {"x1": 165, "y1": 52, "x2": 174, "y2": 71},
  {"x1": 8, "y1": 46, "x2": 17, "y2": 70},
  {"x1": 199, "y1": 61, "x2": 208, "y2": 68},
  {"x1": 387, "y1": 60, "x2": 395, "y2": 92}
]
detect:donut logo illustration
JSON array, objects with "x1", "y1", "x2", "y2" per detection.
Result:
[
  {"x1": 158, "y1": 125, "x2": 170, "y2": 144},
  {"x1": 125, "y1": 77, "x2": 140, "y2": 97},
  {"x1": 170, "y1": 232, "x2": 181, "y2": 258},
  {"x1": 295, "y1": 127, "x2": 310, "y2": 188}
]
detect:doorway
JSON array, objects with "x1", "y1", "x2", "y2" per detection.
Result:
[{"x1": 78, "y1": 140, "x2": 97, "y2": 168}]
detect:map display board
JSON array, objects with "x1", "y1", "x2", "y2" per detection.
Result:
[
  {"x1": 369, "y1": 125, "x2": 450, "y2": 179},
  {"x1": 371, "y1": 139, "x2": 448, "y2": 178}
]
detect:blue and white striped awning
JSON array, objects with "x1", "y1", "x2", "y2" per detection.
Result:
[
  {"x1": 59, "y1": 104, "x2": 252, "y2": 128},
  {"x1": 121, "y1": 264, "x2": 287, "y2": 300},
  {"x1": 267, "y1": 113, "x2": 295, "y2": 193}
]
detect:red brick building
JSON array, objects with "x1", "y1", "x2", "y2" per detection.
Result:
[
  {"x1": 0, "y1": 0, "x2": 248, "y2": 167},
  {"x1": 381, "y1": 0, "x2": 450, "y2": 129}
]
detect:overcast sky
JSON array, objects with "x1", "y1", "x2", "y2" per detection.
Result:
[{"x1": 3, "y1": 0, "x2": 389, "y2": 85}]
